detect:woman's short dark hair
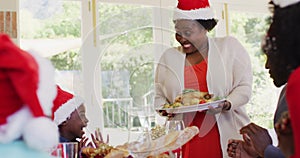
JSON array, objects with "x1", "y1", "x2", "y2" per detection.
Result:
[{"x1": 196, "y1": 19, "x2": 218, "y2": 32}]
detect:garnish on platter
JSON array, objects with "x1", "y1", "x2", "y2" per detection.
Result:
[
  {"x1": 159, "y1": 89, "x2": 225, "y2": 113},
  {"x1": 150, "y1": 125, "x2": 166, "y2": 140},
  {"x1": 120, "y1": 126, "x2": 199, "y2": 158},
  {"x1": 81, "y1": 142, "x2": 130, "y2": 158}
]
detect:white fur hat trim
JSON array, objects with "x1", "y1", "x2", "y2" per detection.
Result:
[
  {"x1": 173, "y1": 7, "x2": 215, "y2": 21},
  {"x1": 28, "y1": 50, "x2": 57, "y2": 117},
  {"x1": 53, "y1": 96, "x2": 84, "y2": 125}
]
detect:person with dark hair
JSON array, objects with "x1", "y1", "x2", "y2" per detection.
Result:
[
  {"x1": 154, "y1": 0, "x2": 252, "y2": 157},
  {"x1": 271, "y1": 0, "x2": 300, "y2": 157},
  {"x1": 227, "y1": 0, "x2": 300, "y2": 158}
]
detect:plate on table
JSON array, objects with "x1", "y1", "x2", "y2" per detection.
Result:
[{"x1": 158, "y1": 99, "x2": 226, "y2": 114}]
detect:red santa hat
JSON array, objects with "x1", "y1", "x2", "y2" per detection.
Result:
[
  {"x1": 52, "y1": 86, "x2": 84, "y2": 125},
  {"x1": 173, "y1": 0, "x2": 215, "y2": 20},
  {"x1": 0, "y1": 34, "x2": 58, "y2": 151}
]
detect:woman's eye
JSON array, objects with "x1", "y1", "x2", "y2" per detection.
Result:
[
  {"x1": 176, "y1": 31, "x2": 192, "y2": 38},
  {"x1": 183, "y1": 31, "x2": 191, "y2": 37}
]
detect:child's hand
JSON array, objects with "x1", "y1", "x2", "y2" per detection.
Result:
[{"x1": 91, "y1": 128, "x2": 109, "y2": 148}]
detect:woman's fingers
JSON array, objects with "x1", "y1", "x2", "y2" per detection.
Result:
[
  {"x1": 207, "y1": 105, "x2": 222, "y2": 114},
  {"x1": 219, "y1": 100, "x2": 231, "y2": 111}
]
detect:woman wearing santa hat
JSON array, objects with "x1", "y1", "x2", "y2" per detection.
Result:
[{"x1": 154, "y1": 0, "x2": 252, "y2": 157}]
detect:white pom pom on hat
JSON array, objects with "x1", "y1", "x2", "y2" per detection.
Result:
[
  {"x1": 173, "y1": 0, "x2": 215, "y2": 21},
  {"x1": 23, "y1": 117, "x2": 59, "y2": 151}
]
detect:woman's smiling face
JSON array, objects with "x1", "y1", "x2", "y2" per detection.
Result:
[{"x1": 175, "y1": 19, "x2": 207, "y2": 54}]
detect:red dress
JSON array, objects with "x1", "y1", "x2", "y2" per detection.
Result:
[{"x1": 182, "y1": 59, "x2": 222, "y2": 158}]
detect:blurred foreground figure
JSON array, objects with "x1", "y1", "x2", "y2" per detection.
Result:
[{"x1": 0, "y1": 34, "x2": 59, "y2": 157}]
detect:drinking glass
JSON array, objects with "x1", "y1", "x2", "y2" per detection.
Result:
[
  {"x1": 165, "y1": 120, "x2": 185, "y2": 158},
  {"x1": 165, "y1": 120, "x2": 185, "y2": 133},
  {"x1": 50, "y1": 142, "x2": 78, "y2": 158},
  {"x1": 127, "y1": 106, "x2": 154, "y2": 157}
]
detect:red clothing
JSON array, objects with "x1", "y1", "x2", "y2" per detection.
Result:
[
  {"x1": 182, "y1": 59, "x2": 222, "y2": 158},
  {"x1": 286, "y1": 67, "x2": 300, "y2": 158}
]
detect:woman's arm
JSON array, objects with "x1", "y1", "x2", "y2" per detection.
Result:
[{"x1": 225, "y1": 37, "x2": 253, "y2": 109}]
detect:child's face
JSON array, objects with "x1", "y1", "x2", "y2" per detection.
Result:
[{"x1": 65, "y1": 104, "x2": 89, "y2": 140}]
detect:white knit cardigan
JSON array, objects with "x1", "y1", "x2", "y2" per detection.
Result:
[{"x1": 154, "y1": 36, "x2": 253, "y2": 158}]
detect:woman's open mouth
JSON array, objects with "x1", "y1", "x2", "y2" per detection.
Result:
[{"x1": 183, "y1": 43, "x2": 192, "y2": 48}]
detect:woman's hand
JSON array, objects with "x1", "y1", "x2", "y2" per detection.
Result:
[{"x1": 207, "y1": 100, "x2": 231, "y2": 114}]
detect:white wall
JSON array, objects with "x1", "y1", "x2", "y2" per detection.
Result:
[{"x1": 0, "y1": 0, "x2": 19, "y2": 44}]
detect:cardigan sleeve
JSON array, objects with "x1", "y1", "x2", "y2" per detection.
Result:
[
  {"x1": 154, "y1": 53, "x2": 168, "y2": 108},
  {"x1": 154, "y1": 48, "x2": 185, "y2": 109},
  {"x1": 225, "y1": 37, "x2": 253, "y2": 109}
]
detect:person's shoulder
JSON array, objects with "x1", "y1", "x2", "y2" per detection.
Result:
[
  {"x1": 164, "y1": 46, "x2": 182, "y2": 53},
  {"x1": 161, "y1": 46, "x2": 184, "y2": 57},
  {"x1": 210, "y1": 36, "x2": 243, "y2": 52}
]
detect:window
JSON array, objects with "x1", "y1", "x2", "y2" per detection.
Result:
[
  {"x1": 229, "y1": 10, "x2": 280, "y2": 129},
  {"x1": 20, "y1": 0, "x2": 82, "y2": 92}
]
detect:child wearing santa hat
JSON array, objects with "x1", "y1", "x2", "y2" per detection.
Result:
[
  {"x1": 0, "y1": 34, "x2": 59, "y2": 157},
  {"x1": 52, "y1": 85, "x2": 89, "y2": 143},
  {"x1": 52, "y1": 86, "x2": 112, "y2": 158}
]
